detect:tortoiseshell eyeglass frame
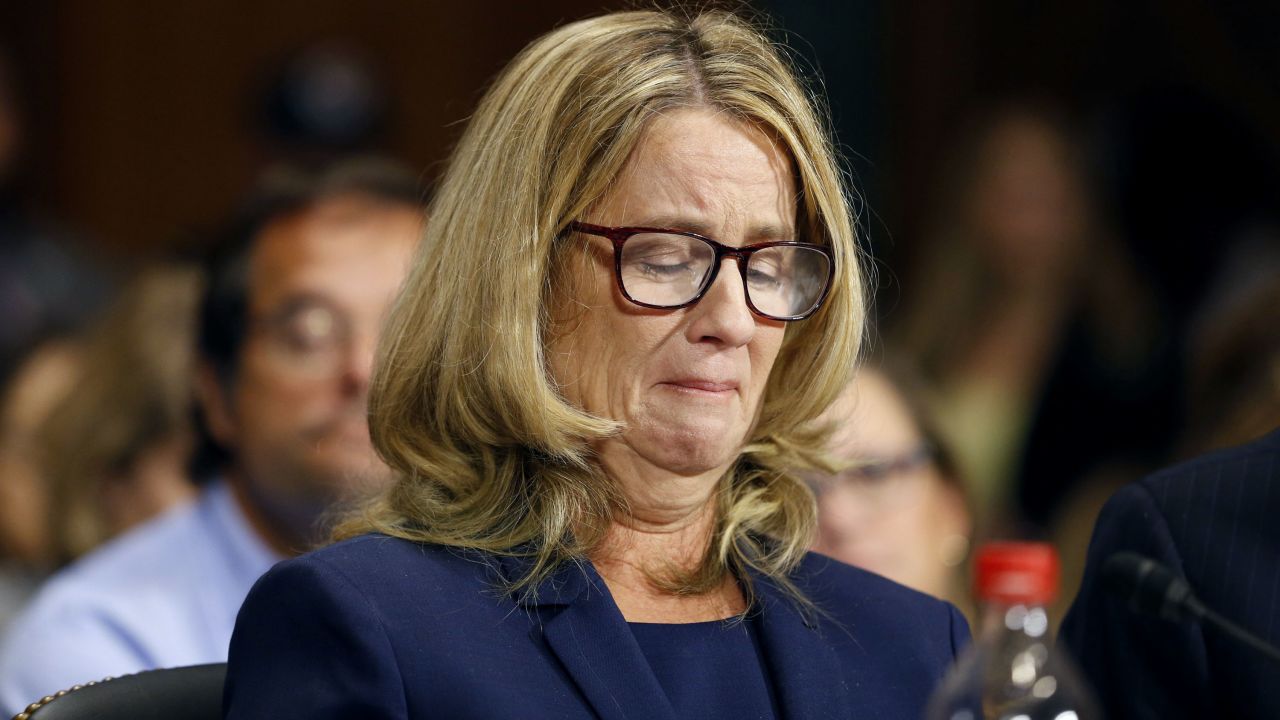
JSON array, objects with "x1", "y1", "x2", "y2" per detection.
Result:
[{"x1": 566, "y1": 221, "x2": 835, "y2": 321}]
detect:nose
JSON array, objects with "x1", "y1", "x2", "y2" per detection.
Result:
[
  {"x1": 339, "y1": 330, "x2": 378, "y2": 397},
  {"x1": 685, "y1": 257, "x2": 757, "y2": 347}
]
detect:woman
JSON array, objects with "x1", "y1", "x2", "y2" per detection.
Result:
[
  {"x1": 41, "y1": 263, "x2": 200, "y2": 565},
  {"x1": 225, "y1": 10, "x2": 967, "y2": 719},
  {"x1": 0, "y1": 336, "x2": 80, "y2": 632},
  {"x1": 808, "y1": 363, "x2": 974, "y2": 619},
  {"x1": 892, "y1": 103, "x2": 1166, "y2": 534}
]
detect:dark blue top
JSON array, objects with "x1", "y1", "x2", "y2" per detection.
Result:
[
  {"x1": 628, "y1": 617, "x2": 778, "y2": 720},
  {"x1": 225, "y1": 537, "x2": 970, "y2": 719}
]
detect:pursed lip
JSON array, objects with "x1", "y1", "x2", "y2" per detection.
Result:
[{"x1": 660, "y1": 377, "x2": 741, "y2": 395}]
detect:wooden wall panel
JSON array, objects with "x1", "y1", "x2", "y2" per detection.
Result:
[{"x1": 38, "y1": 1, "x2": 622, "y2": 255}]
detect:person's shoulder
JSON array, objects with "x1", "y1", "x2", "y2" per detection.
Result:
[
  {"x1": 0, "y1": 496, "x2": 212, "y2": 643},
  {"x1": 791, "y1": 551, "x2": 965, "y2": 644},
  {"x1": 1142, "y1": 428, "x2": 1280, "y2": 496},
  {"x1": 298, "y1": 533, "x2": 497, "y2": 578},
  {"x1": 15, "y1": 498, "x2": 208, "y2": 618},
  {"x1": 0, "y1": 500, "x2": 213, "y2": 714},
  {"x1": 785, "y1": 552, "x2": 967, "y2": 699},
  {"x1": 255, "y1": 534, "x2": 503, "y2": 610},
  {"x1": 794, "y1": 551, "x2": 954, "y2": 614}
]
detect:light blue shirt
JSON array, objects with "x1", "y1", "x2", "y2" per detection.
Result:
[{"x1": 0, "y1": 481, "x2": 280, "y2": 715}]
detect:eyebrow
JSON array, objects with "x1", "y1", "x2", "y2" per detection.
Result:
[
  {"x1": 628, "y1": 214, "x2": 796, "y2": 241},
  {"x1": 255, "y1": 291, "x2": 345, "y2": 320}
]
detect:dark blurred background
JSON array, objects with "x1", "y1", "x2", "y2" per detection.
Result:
[
  {"x1": 2, "y1": 0, "x2": 1278, "y2": 622},
  {"x1": 2, "y1": 2, "x2": 1275, "y2": 268}
]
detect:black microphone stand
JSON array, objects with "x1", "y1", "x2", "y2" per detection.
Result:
[{"x1": 1104, "y1": 552, "x2": 1280, "y2": 667}]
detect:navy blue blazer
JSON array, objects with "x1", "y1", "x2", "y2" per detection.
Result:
[
  {"x1": 223, "y1": 535, "x2": 969, "y2": 719},
  {"x1": 1061, "y1": 427, "x2": 1280, "y2": 719}
]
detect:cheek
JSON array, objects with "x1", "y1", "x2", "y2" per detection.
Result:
[
  {"x1": 815, "y1": 494, "x2": 853, "y2": 531},
  {"x1": 549, "y1": 325, "x2": 606, "y2": 410},
  {"x1": 888, "y1": 508, "x2": 932, "y2": 549},
  {"x1": 554, "y1": 315, "x2": 673, "y2": 419},
  {"x1": 549, "y1": 262, "x2": 666, "y2": 415},
  {"x1": 817, "y1": 490, "x2": 872, "y2": 529},
  {"x1": 234, "y1": 360, "x2": 325, "y2": 431},
  {"x1": 747, "y1": 325, "x2": 786, "y2": 399},
  {"x1": 915, "y1": 487, "x2": 964, "y2": 542}
]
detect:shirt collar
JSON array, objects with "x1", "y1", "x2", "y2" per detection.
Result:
[{"x1": 202, "y1": 479, "x2": 285, "y2": 585}]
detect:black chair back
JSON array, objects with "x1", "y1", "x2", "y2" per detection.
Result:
[{"x1": 16, "y1": 664, "x2": 226, "y2": 720}]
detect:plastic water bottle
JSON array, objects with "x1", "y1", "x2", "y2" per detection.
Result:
[{"x1": 926, "y1": 542, "x2": 1099, "y2": 720}]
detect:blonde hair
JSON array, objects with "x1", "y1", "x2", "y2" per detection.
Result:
[
  {"x1": 41, "y1": 263, "x2": 202, "y2": 564},
  {"x1": 338, "y1": 9, "x2": 865, "y2": 602}
]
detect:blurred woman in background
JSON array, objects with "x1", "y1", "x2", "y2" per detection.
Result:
[
  {"x1": 808, "y1": 362, "x2": 974, "y2": 619},
  {"x1": 893, "y1": 102, "x2": 1169, "y2": 535},
  {"x1": 0, "y1": 337, "x2": 80, "y2": 630},
  {"x1": 39, "y1": 263, "x2": 202, "y2": 566}
]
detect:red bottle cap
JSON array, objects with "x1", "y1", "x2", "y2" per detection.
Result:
[{"x1": 974, "y1": 542, "x2": 1060, "y2": 605}]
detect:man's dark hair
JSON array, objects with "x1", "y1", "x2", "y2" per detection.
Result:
[{"x1": 191, "y1": 156, "x2": 426, "y2": 481}]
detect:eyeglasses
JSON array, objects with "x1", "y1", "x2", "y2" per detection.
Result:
[
  {"x1": 804, "y1": 443, "x2": 937, "y2": 510},
  {"x1": 568, "y1": 221, "x2": 834, "y2": 321},
  {"x1": 249, "y1": 298, "x2": 354, "y2": 378}
]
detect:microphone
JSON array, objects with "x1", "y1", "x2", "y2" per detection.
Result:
[
  {"x1": 1102, "y1": 552, "x2": 1280, "y2": 665},
  {"x1": 1102, "y1": 552, "x2": 1203, "y2": 623}
]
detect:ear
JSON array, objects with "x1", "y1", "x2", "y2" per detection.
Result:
[
  {"x1": 930, "y1": 479, "x2": 974, "y2": 573},
  {"x1": 194, "y1": 361, "x2": 238, "y2": 449},
  {"x1": 936, "y1": 481, "x2": 973, "y2": 539}
]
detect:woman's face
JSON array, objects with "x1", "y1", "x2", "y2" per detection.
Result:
[
  {"x1": 968, "y1": 114, "x2": 1086, "y2": 281},
  {"x1": 550, "y1": 108, "x2": 794, "y2": 484},
  {"x1": 811, "y1": 370, "x2": 969, "y2": 599}
]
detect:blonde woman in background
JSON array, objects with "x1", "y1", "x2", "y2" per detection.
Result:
[
  {"x1": 809, "y1": 363, "x2": 975, "y2": 620},
  {"x1": 225, "y1": 10, "x2": 968, "y2": 720},
  {"x1": 0, "y1": 264, "x2": 199, "y2": 633},
  {"x1": 0, "y1": 338, "x2": 81, "y2": 631},
  {"x1": 40, "y1": 263, "x2": 202, "y2": 566}
]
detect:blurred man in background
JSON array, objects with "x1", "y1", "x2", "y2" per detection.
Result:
[{"x1": 0, "y1": 157, "x2": 424, "y2": 714}]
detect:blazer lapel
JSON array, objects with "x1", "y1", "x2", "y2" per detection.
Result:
[
  {"x1": 500, "y1": 556, "x2": 678, "y2": 720},
  {"x1": 750, "y1": 569, "x2": 854, "y2": 720}
]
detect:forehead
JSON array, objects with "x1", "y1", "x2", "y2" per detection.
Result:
[
  {"x1": 601, "y1": 108, "x2": 797, "y2": 237},
  {"x1": 824, "y1": 371, "x2": 923, "y2": 456},
  {"x1": 248, "y1": 196, "x2": 421, "y2": 309}
]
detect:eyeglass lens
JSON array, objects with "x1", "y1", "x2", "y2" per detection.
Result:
[
  {"x1": 256, "y1": 301, "x2": 353, "y2": 377},
  {"x1": 618, "y1": 233, "x2": 830, "y2": 318}
]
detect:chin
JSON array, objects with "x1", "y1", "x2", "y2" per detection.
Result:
[
  {"x1": 636, "y1": 424, "x2": 744, "y2": 476},
  {"x1": 307, "y1": 449, "x2": 391, "y2": 487}
]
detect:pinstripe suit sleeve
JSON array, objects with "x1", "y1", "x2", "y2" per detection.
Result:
[{"x1": 1059, "y1": 482, "x2": 1211, "y2": 720}]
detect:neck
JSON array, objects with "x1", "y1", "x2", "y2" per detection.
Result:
[
  {"x1": 589, "y1": 458, "x2": 746, "y2": 622},
  {"x1": 591, "y1": 441, "x2": 728, "y2": 568},
  {"x1": 225, "y1": 468, "x2": 308, "y2": 558},
  {"x1": 598, "y1": 434, "x2": 733, "y2": 520},
  {"x1": 594, "y1": 493, "x2": 719, "y2": 576}
]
